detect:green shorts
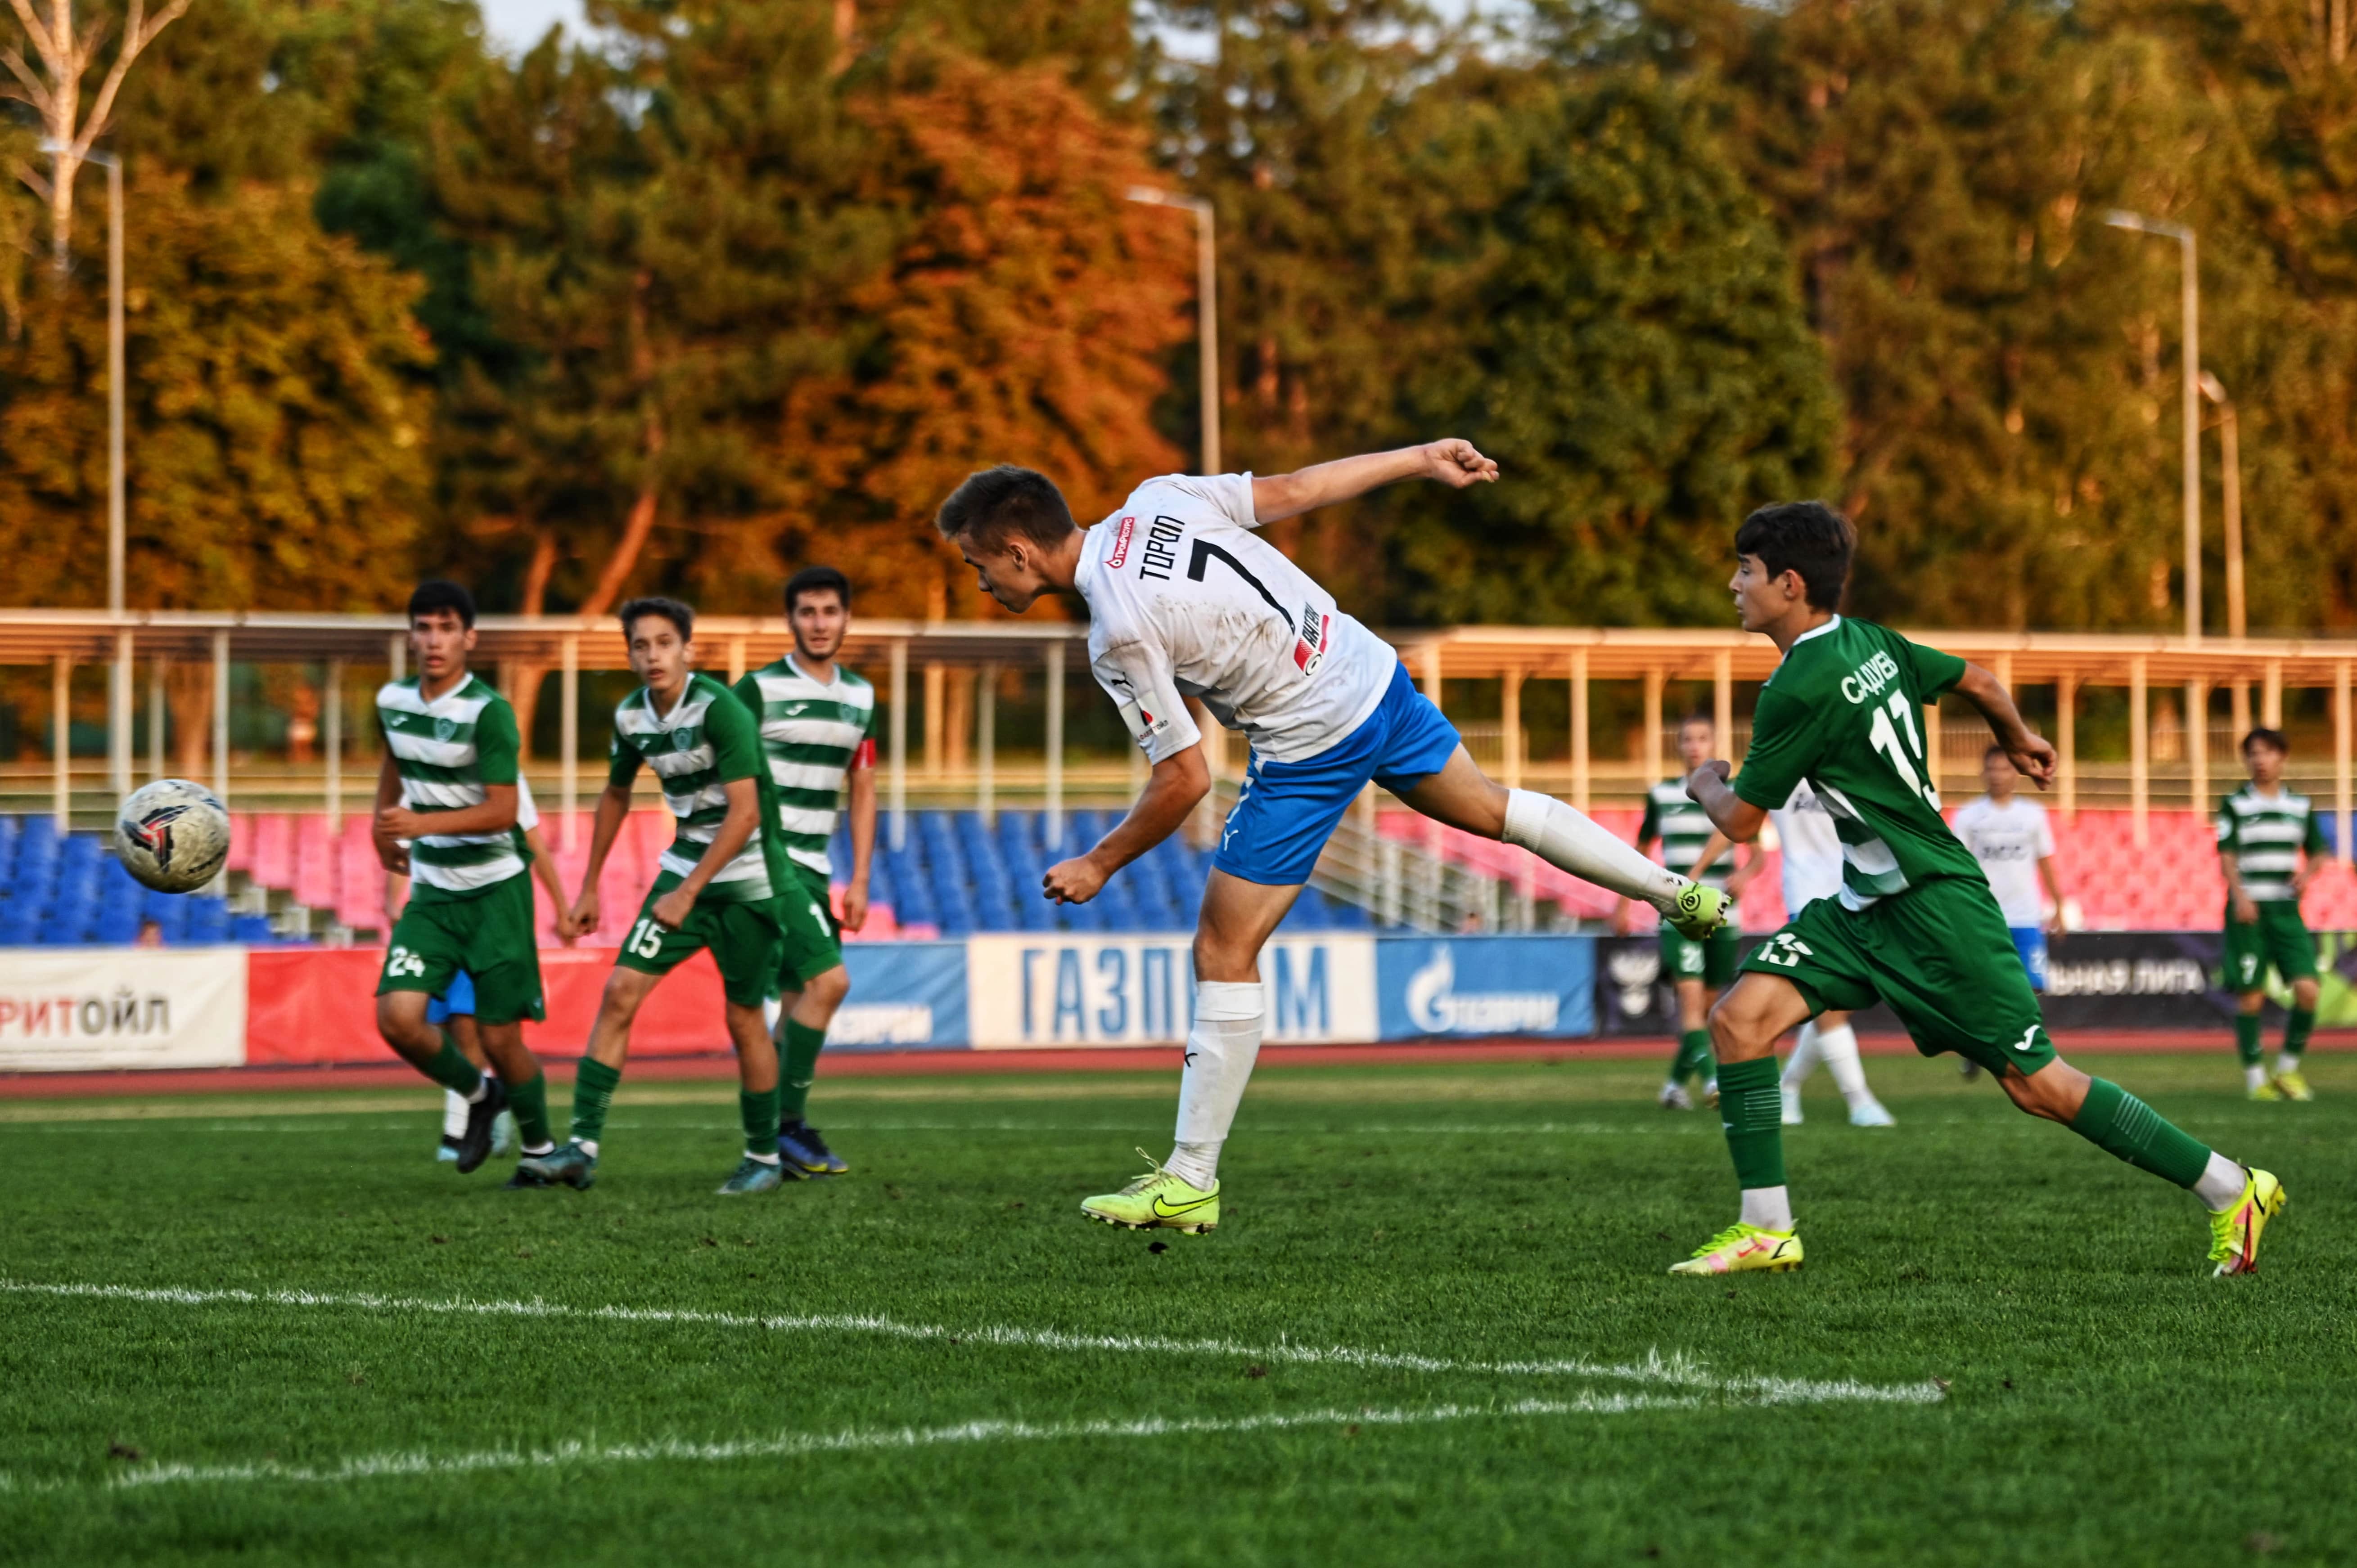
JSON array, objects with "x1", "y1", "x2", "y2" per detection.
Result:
[
  {"x1": 1659, "y1": 923, "x2": 1739, "y2": 989},
  {"x1": 615, "y1": 872, "x2": 784, "y2": 1009},
  {"x1": 378, "y1": 874, "x2": 546, "y2": 1025},
  {"x1": 775, "y1": 864, "x2": 845, "y2": 989},
  {"x1": 2223, "y1": 901, "x2": 2317, "y2": 992},
  {"x1": 1739, "y1": 876, "x2": 2058, "y2": 1079}
]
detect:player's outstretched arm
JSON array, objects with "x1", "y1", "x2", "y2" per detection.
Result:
[
  {"x1": 843, "y1": 755, "x2": 877, "y2": 933},
  {"x1": 1042, "y1": 746, "x2": 1212, "y2": 905},
  {"x1": 370, "y1": 750, "x2": 410, "y2": 875},
  {"x1": 1250, "y1": 439, "x2": 1497, "y2": 523},
  {"x1": 572, "y1": 782, "x2": 633, "y2": 935},
  {"x1": 1685, "y1": 761, "x2": 1768, "y2": 844},
  {"x1": 1953, "y1": 664, "x2": 2057, "y2": 788}
]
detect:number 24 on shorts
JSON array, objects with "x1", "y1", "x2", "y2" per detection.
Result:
[
  {"x1": 384, "y1": 945, "x2": 426, "y2": 979},
  {"x1": 1758, "y1": 933, "x2": 1815, "y2": 969}
]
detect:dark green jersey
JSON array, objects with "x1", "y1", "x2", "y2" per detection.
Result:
[
  {"x1": 608, "y1": 673, "x2": 783, "y2": 905},
  {"x1": 1639, "y1": 779, "x2": 1727, "y2": 889},
  {"x1": 1732, "y1": 616, "x2": 1980, "y2": 909},
  {"x1": 2216, "y1": 782, "x2": 2327, "y2": 903}
]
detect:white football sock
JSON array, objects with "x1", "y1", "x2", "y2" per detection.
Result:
[
  {"x1": 465, "y1": 1075, "x2": 491, "y2": 1105},
  {"x1": 1503, "y1": 789, "x2": 1686, "y2": 912},
  {"x1": 1782, "y1": 1023, "x2": 1822, "y2": 1088},
  {"x1": 1815, "y1": 1023, "x2": 1874, "y2": 1109},
  {"x1": 2244, "y1": 1064, "x2": 2268, "y2": 1091},
  {"x1": 578, "y1": 1138, "x2": 600, "y2": 1158},
  {"x1": 2194, "y1": 1151, "x2": 2248, "y2": 1210},
  {"x1": 2276, "y1": 1052, "x2": 2302, "y2": 1074},
  {"x1": 1740, "y1": 1185, "x2": 1794, "y2": 1232},
  {"x1": 441, "y1": 1089, "x2": 469, "y2": 1140},
  {"x1": 1167, "y1": 980, "x2": 1265, "y2": 1190}
]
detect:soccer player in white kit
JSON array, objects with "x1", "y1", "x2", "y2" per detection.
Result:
[
  {"x1": 933, "y1": 441, "x2": 1732, "y2": 1231},
  {"x1": 1771, "y1": 779, "x2": 1894, "y2": 1127},
  {"x1": 1951, "y1": 745, "x2": 2066, "y2": 1078}
]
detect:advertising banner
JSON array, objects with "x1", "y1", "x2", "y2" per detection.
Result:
[
  {"x1": 0, "y1": 947, "x2": 248, "y2": 1070},
  {"x1": 963, "y1": 933, "x2": 1377, "y2": 1048},
  {"x1": 829, "y1": 942, "x2": 969, "y2": 1049},
  {"x1": 1376, "y1": 936, "x2": 1596, "y2": 1039}
]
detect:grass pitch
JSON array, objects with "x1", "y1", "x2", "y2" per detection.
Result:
[{"x1": 4, "y1": 1050, "x2": 2353, "y2": 1564}]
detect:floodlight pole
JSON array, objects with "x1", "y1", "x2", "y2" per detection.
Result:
[
  {"x1": 2198, "y1": 371, "x2": 2245, "y2": 641},
  {"x1": 48, "y1": 142, "x2": 131, "y2": 793},
  {"x1": 2106, "y1": 209, "x2": 2201, "y2": 644},
  {"x1": 1126, "y1": 187, "x2": 1221, "y2": 475}
]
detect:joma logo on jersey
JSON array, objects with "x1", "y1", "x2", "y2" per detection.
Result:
[
  {"x1": 1839, "y1": 650, "x2": 1903, "y2": 705},
  {"x1": 1107, "y1": 515, "x2": 1136, "y2": 569},
  {"x1": 1138, "y1": 516, "x2": 1184, "y2": 581}
]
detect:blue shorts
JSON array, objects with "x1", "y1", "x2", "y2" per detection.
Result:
[
  {"x1": 425, "y1": 969, "x2": 478, "y2": 1024},
  {"x1": 1211, "y1": 662, "x2": 1460, "y2": 886},
  {"x1": 2010, "y1": 927, "x2": 2048, "y2": 992}
]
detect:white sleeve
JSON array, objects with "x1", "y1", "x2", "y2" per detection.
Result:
[
  {"x1": 1091, "y1": 639, "x2": 1201, "y2": 765},
  {"x1": 2034, "y1": 804, "x2": 2055, "y2": 858},
  {"x1": 513, "y1": 774, "x2": 540, "y2": 832},
  {"x1": 1136, "y1": 472, "x2": 1259, "y2": 531}
]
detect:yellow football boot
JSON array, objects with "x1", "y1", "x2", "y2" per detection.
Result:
[
  {"x1": 1668, "y1": 1222, "x2": 1803, "y2": 1276},
  {"x1": 1081, "y1": 1149, "x2": 1220, "y2": 1234},
  {"x1": 2270, "y1": 1067, "x2": 2314, "y2": 1103},
  {"x1": 2248, "y1": 1079, "x2": 2284, "y2": 1102},
  {"x1": 2208, "y1": 1167, "x2": 2287, "y2": 1277}
]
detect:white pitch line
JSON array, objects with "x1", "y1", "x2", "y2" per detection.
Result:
[
  {"x1": 1, "y1": 1393, "x2": 1703, "y2": 1493},
  {"x1": 0, "y1": 1279, "x2": 1942, "y2": 1407}
]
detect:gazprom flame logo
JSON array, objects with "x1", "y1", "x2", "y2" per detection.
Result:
[{"x1": 1406, "y1": 947, "x2": 1559, "y2": 1035}]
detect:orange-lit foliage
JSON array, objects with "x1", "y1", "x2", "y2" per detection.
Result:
[{"x1": 748, "y1": 51, "x2": 1194, "y2": 619}]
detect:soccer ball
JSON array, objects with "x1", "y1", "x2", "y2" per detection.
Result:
[{"x1": 114, "y1": 778, "x2": 232, "y2": 894}]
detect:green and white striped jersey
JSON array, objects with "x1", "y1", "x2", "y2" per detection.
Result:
[
  {"x1": 1639, "y1": 778, "x2": 1728, "y2": 889},
  {"x1": 2216, "y1": 782, "x2": 2328, "y2": 902},
  {"x1": 609, "y1": 674, "x2": 778, "y2": 903},
  {"x1": 733, "y1": 656, "x2": 875, "y2": 879},
  {"x1": 376, "y1": 674, "x2": 526, "y2": 898}
]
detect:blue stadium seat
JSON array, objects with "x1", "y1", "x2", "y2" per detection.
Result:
[
  {"x1": 186, "y1": 898, "x2": 231, "y2": 943},
  {"x1": 232, "y1": 914, "x2": 276, "y2": 944}
]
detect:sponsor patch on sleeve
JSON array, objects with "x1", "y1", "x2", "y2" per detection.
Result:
[{"x1": 1116, "y1": 699, "x2": 1171, "y2": 745}]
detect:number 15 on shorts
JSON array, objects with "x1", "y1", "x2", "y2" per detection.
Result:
[
  {"x1": 626, "y1": 918, "x2": 666, "y2": 960},
  {"x1": 1758, "y1": 933, "x2": 1814, "y2": 969}
]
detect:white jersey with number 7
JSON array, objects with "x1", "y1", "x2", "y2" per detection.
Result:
[{"x1": 1075, "y1": 472, "x2": 1397, "y2": 767}]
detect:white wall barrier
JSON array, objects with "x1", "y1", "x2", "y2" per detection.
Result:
[{"x1": 0, "y1": 947, "x2": 249, "y2": 1070}]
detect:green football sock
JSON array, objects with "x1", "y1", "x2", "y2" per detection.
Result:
[
  {"x1": 423, "y1": 1033, "x2": 484, "y2": 1097},
  {"x1": 2069, "y1": 1076, "x2": 2212, "y2": 1189},
  {"x1": 506, "y1": 1070, "x2": 552, "y2": 1150},
  {"x1": 2284, "y1": 1008, "x2": 2315, "y2": 1060},
  {"x1": 570, "y1": 1057, "x2": 623, "y2": 1147},
  {"x1": 1717, "y1": 1056, "x2": 1786, "y2": 1191},
  {"x1": 2234, "y1": 1014, "x2": 2263, "y2": 1067},
  {"x1": 1672, "y1": 1029, "x2": 1711, "y2": 1084},
  {"x1": 780, "y1": 1018, "x2": 827, "y2": 1122},
  {"x1": 740, "y1": 1086, "x2": 782, "y2": 1157}
]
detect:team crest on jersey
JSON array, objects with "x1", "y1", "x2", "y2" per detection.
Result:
[
  {"x1": 1107, "y1": 515, "x2": 1136, "y2": 569},
  {"x1": 1292, "y1": 605, "x2": 1330, "y2": 676},
  {"x1": 433, "y1": 716, "x2": 457, "y2": 742},
  {"x1": 673, "y1": 727, "x2": 696, "y2": 752}
]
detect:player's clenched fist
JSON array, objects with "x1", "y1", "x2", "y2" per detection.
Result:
[
  {"x1": 1043, "y1": 855, "x2": 1108, "y2": 905},
  {"x1": 1421, "y1": 438, "x2": 1500, "y2": 489}
]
